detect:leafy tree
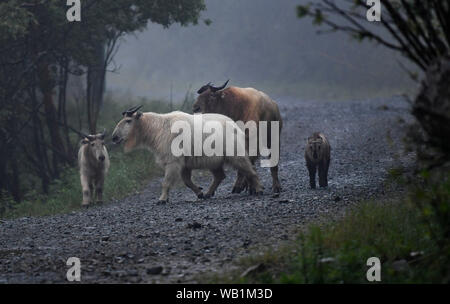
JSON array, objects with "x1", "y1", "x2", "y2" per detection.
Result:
[
  {"x1": 297, "y1": 0, "x2": 450, "y2": 165},
  {"x1": 0, "y1": 0, "x2": 207, "y2": 203},
  {"x1": 297, "y1": 1, "x2": 449, "y2": 73}
]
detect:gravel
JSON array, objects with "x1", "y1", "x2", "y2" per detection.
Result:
[{"x1": 0, "y1": 96, "x2": 415, "y2": 283}]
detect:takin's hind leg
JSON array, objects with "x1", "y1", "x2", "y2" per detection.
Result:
[
  {"x1": 318, "y1": 161, "x2": 328, "y2": 188},
  {"x1": 232, "y1": 171, "x2": 247, "y2": 194},
  {"x1": 230, "y1": 157, "x2": 263, "y2": 195},
  {"x1": 80, "y1": 176, "x2": 91, "y2": 207},
  {"x1": 307, "y1": 162, "x2": 317, "y2": 189},
  {"x1": 181, "y1": 168, "x2": 204, "y2": 199},
  {"x1": 205, "y1": 167, "x2": 226, "y2": 198}
]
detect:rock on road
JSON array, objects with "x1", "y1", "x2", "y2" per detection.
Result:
[{"x1": 0, "y1": 96, "x2": 414, "y2": 283}]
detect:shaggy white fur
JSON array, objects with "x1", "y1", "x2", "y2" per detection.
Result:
[{"x1": 112, "y1": 111, "x2": 262, "y2": 202}]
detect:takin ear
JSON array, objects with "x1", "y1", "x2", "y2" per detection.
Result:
[
  {"x1": 135, "y1": 111, "x2": 143, "y2": 119},
  {"x1": 81, "y1": 138, "x2": 89, "y2": 145}
]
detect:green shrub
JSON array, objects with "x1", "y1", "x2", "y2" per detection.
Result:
[{"x1": 211, "y1": 173, "x2": 450, "y2": 284}]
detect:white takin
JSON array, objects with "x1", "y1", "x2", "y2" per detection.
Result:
[
  {"x1": 111, "y1": 106, "x2": 263, "y2": 203},
  {"x1": 78, "y1": 131, "x2": 110, "y2": 207}
]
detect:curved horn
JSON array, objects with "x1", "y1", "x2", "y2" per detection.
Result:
[
  {"x1": 122, "y1": 105, "x2": 137, "y2": 116},
  {"x1": 197, "y1": 82, "x2": 212, "y2": 94},
  {"x1": 79, "y1": 131, "x2": 93, "y2": 140},
  {"x1": 122, "y1": 105, "x2": 143, "y2": 117},
  {"x1": 210, "y1": 79, "x2": 229, "y2": 93}
]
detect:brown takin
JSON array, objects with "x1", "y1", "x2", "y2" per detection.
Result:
[
  {"x1": 304, "y1": 132, "x2": 330, "y2": 189},
  {"x1": 78, "y1": 131, "x2": 110, "y2": 207},
  {"x1": 193, "y1": 80, "x2": 283, "y2": 193}
]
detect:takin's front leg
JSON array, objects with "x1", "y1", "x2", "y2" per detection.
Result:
[
  {"x1": 95, "y1": 176, "x2": 105, "y2": 204},
  {"x1": 230, "y1": 157, "x2": 263, "y2": 195},
  {"x1": 159, "y1": 163, "x2": 180, "y2": 204},
  {"x1": 181, "y1": 167, "x2": 204, "y2": 199},
  {"x1": 205, "y1": 167, "x2": 226, "y2": 198},
  {"x1": 270, "y1": 165, "x2": 282, "y2": 193},
  {"x1": 80, "y1": 173, "x2": 91, "y2": 207}
]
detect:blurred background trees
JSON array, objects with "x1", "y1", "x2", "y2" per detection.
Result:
[
  {"x1": 0, "y1": 0, "x2": 206, "y2": 203},
  {"x1": 297, "y1": 0, "x2": 450, "y2": 165}
]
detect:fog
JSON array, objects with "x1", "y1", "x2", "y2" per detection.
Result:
[{"x1": 107, "y1": 0, "x2": 414, "y2": 101}]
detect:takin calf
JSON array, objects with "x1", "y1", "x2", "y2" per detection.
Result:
[
  {"x1": 78, "y1": 131, "x2": 110, "y2": 207},
  {"x1": 111, "y1": 106, "x2": 263, "y2": 203},
  {"x1": 193, "y1": 80, "x2": 283, "y2": 193},
  {"x1": 305, "y1": 132, "x2": 330, "y2": 189}
]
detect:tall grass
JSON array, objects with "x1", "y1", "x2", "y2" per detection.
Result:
[{"x1": 207, "y1": 172, "x2": 450, "y2": 283}]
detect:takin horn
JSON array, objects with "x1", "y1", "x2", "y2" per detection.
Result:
[
  {"x1": 197, "y1": 82, "x2": 212, "y2": 94},
  {"x1": 79, "y1": 131, "x2": 94, "y2": 141},
  {"x1": 122, "y1": 105, "x2": 143, "y2": 117},
  {"x1": 210, "y1": 79, "x2": 229, "y2": 93}
]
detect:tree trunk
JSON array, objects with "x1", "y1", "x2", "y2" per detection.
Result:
[
  {"x1": 38, "y1": 60, "x2": 66, "y2": 178},
  {"x1": 87, "y1": 42, "x2": 106, "y2": 134},
  {"x1": 30, "y1": 86, "x2": 51, "y2": 194},
  {"x1": 9, "y1": 147, "x2": 21, "y2": 202},
  {"x1": 59, "y1": 59, "x2": 75, "y2": 164}
]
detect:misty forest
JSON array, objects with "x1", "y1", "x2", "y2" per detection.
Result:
[{"x1": 0, "y1": 0, "x2": 449, "y2": 284}]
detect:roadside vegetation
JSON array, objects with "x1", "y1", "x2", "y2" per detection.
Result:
[
  {"x1": 207, "y1": 170, "x2": 450, "y2": 284},
  {"x1": 0, "y1": 92, "x2": 195, "y2": 219}
]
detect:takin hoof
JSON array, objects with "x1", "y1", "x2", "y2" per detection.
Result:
[
  {"x1": 96, "y1": 201, "x2": 104, "y2": 205},
  {"x1": 197, "y1": 192, "x2": 205, "y2": 199},
  {"x1": 232, "y1": 186, "x2": 243, "y2": 194},
  {"x1": 81, "y1": 203, "x2": 90, "y2": 209},
  {"x1": 204, "y1": 192, "x2": 215, "y2": 199},
  {"x1": 157, "y1": 200, "x2": 168, "y2": 205},
  {"x1": 242, "y1": 182, "x2": 249, "y2": 193},
  {"x1": 231, "y1": 187, "x2": 242, "y2": 193},
  {"x1": 272, "y1": 185, "x2": 282, "y2": 193},
  {"x1": 249, "y1": 188, "x2": 263, "y2": 196}
]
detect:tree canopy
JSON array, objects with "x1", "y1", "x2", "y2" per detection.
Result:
[
  {"x1": 0, "y1": 0, "x2": 206, "y2": 202},
  {"x1": 297, "y1": 0, "x2": 450, "y2": 73}
]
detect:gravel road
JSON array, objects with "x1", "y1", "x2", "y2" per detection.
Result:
[{"x1": 0, "y1": 96, "x2": 415, "y2": 283}]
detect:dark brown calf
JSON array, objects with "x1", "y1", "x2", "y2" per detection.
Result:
[{"x1": 305, "y1": 132, "x2": 330, "y2": 189}]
